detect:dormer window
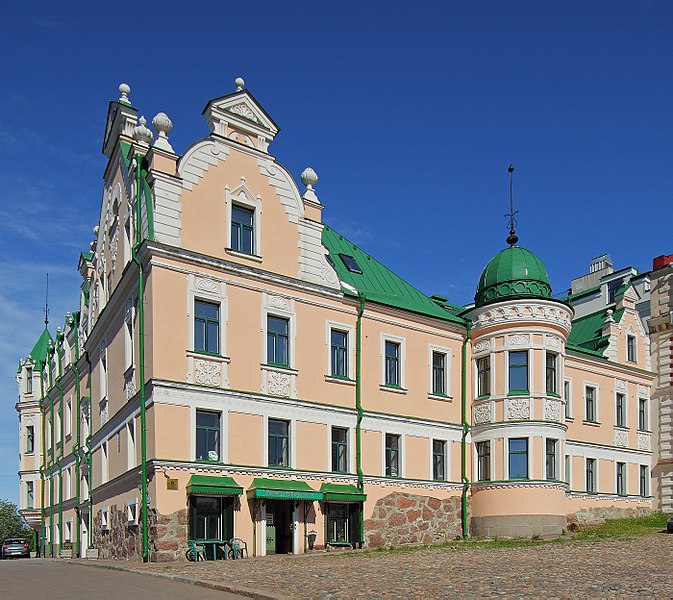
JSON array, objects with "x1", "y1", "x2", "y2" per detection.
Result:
[
  {"x1": 627, "y1": 335, "x2": 636, "y2": 363},
  {"x1": 25, "y1": 367, "x2": 33, "y2": 395},
  {"x1": 339, "y1": 254, "x2": 362, "y2": 274},
  {"x1": 231, "y1": 205, "x2": 255, "y2": 255}
]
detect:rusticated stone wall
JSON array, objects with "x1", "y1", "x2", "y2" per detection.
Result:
[
  {"x1": 151, "y1": 508, "x2": 189, "y2": 562},
  {"x1": 567, "y1": 505, "x2": 652, "y2": 532},
  {"x1": 364, "y1": 492, "x2": 466, "y2": 548}
]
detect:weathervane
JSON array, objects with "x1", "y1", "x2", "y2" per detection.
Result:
[{"x1": 505, "y1": 164, "x2": 519, "y2": 246}]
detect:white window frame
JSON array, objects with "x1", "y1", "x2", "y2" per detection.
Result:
[
  {"x1": 101, "y1": 507, "x2": 109, "y2": 530},
  {"x1": 64, "y1": 466, "x2": 71, "y2": 501},
  {"x1": 55, "y1": 408, "x2": 62, "y2": 445},
  {"x1": 328, "y1": 425, "x2": 351, "y2": 474},
  {"x1": 616, "y1": 461, "x2": 627, "y2": 496},
  {"x1": 262, "y1": 297, "x2": 296, "y2": 369},
  {"x1": 564, "y1": 378, "x2": 572, "y2": 419},
  {"x1": 506, "y1": 436, "x2": 530, "y2": 480},
  {"x1": 127, "y1": 498, "x2": 138, "y2": 526},
  {"x1": 638, "y1": 397, "x2": 649, "y2": 431},
  {"x1": 264, "y1": 416, "x2": 295, "y2": 468},
  {"x1": 101, "y1": 441, "x2": 109, "y2": 484},
  {"x1": 585, "y1": 457, "x2": 598, "y2": 493},
  {"x1": 225, "y1": 183, "x2": 263, "y2": 258},
  {"x1": 506, "y1": 349, "x2": 530, "y2": 394},
  {"x1": 564, "y1": 454, "x2": 571, "y2": 487},
  {"x1": 639, "y1": 464, "x2": 649, "y2": 497},
  {"x1": 99, "y1": 341, "x2": 108, "y2": 402},
  {"x1": 428, "y1": 344, "x2": 452, "y2": 399},
  {"x1": 380, "y1": 333, "x2": 406, "y2": 390},
  {"x1": 124, "y1": 299, "x2": 135, "y2": 371},
  {"x1": 127, "y1": 420, "x2": 136, "y2": 470},
  {"x1": 430, "y1": 438, "x2": 449, "y2": 481},
  {"x1": 626, "y1": 333, "x2": 637, "y2": 363},
  {"x1": 544, "y1": 437, "x2": 559, "y2": 481},
  {"x1": 615, "y1": 391, "x2": 627, "y2": 428},
  {"x1": 65, "y1": 519, "x2": 72, "y2": 542},
  {"x1": 475, "y1": 439, "x2": 493, "y2": 482},
  {"x1": 583, "y1": 381, "x2": 600, "y2": 423},
  {"x1": 325, "y1": 321, "x2": 355, "y2": 380},
  {"x1": 382, "y1": 432, "x2": 404, "y2": 478},
  {"x1": 65, "y1": 397, "x2": 72, "y2": 437}
]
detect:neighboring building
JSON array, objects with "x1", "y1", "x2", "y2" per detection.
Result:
[{"x1": 15, "y1": 80, "x2": 658, "y2": 561}]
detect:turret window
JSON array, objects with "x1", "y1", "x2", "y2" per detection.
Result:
[
  {"x1": 508, "y1": 438, "x2": 528, "y2": 479},
  {"x1": 545, "y1": 353, "x2": 558, "y2": 395},
  {"x1": 508, "y1": 351, "x2": 528, "y2": 393},
  {"x1": 477, "y1": 356, "x2": 490, "y2": 397}
]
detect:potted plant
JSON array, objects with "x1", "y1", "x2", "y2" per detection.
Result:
[{"x1": 60, "y1": 542, "x2": 73, "y2": 559}]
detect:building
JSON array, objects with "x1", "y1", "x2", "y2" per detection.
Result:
[{"x1": 15, "y1": 80, "x2": 659, "y2": 561}]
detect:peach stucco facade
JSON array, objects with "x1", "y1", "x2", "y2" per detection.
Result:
[{"x1": 15, "y1": 80, "x2": 660, "y2": 561}]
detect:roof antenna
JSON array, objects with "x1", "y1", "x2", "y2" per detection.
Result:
[
  {"x1": 505, "y1": 164, "x2": 519, "y2": 247},
  {"x1": 44, "y1": 273, "x2": 49, "y2": 328}
]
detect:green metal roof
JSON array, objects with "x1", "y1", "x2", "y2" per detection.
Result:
[
  {"x1": 320, "y1": 483, "x2": 366, "y2": 502},
  {"x1": 567, "y1": 308, "x2": 624, "y2": 357},
  {"x1": 186, "y1": 475, "x2": 243, "y2": 496},
  {"x1": 28, "y1": 329, "x2": 53, "y2": 367},
  {"x1": 475, "y1": 246, "x2": 551, "y2": 307},
  {"x1": 247, "y1": 478, "x2": 322, "y2": 500},
  {"x1": 322, "y1": 225, "x2": 465, "y2": 326},
  {"x1": 563, "y1": 285, "x2": 601, "y2": 303}
]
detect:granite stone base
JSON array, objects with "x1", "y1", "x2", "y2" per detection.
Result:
[{"x1": 471, "y1": 514, "x2": 566, "y2": 538}]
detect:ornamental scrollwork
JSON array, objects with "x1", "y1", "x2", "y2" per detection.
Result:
[
  {"x1": 510, "y1": 334, "x2": 530, "y2": 346},
  {"x1": 637, "y1": 432, "x2": 651, "y2": 451},
  {"x1": 473, "y1": 403, "x2": 492, "y2": 424},
  {"x1": 473, "y1": 340, "x2": 490, "y2": 354},
  {"x1": 614, "y1": 429, "x2": 628, "y2": 447},
  {"x1": 268, "y1": 295, "x2": 290, "y2": 311},
  {"x1": 544, "y1": 399, "x2": 561, "y2": 422},
  {"x1": 195, "y1": 359, "x2": 221, "y2": 387},
  {"x1": 507, "y1": 398, "x2": 530, "y2": 420},
  {"x1": 268, "y1": 372, "x2": 291, "y2": 397}
]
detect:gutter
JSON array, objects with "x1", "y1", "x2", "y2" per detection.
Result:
[
  {"x1": 84, "y1": 350, "x2": 93, "y2": 549},
  {"x1": 460, "y1": 320, "x2": 472, "y2": 538},
  {"x1": 47, "y1": 341, "x2": 55, "y2": 556},
  {"x1": 55, "y1": 329, "x2": 65, "y2": 551},
  {"x1": 38, "y1": 364, "x2": 46, "y2": 557},
  {"x1": 355, "y1": 292, "x2": 365, "y2": 547}
]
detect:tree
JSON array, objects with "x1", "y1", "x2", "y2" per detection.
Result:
[{"x1": 0, "y1": 499, "x2": 31, "y2": 544}]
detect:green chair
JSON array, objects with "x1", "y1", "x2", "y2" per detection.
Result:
[
  {"x1": 228, "y1": 537, "x2": 248, "y2": 559},
  {"x1": 186, "y1": 540, "x2": 207, "y2": 562}
]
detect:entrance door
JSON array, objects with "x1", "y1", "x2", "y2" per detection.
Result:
[
  {"x1": 265, "y1": 503, "x2": 276, "y2": 555},
  {"x1": 265, "y1": 501, "x2": 293, "y2": 554},
  {"x1": 80, "y1": 514, "x2": 88, "y2": 558}
]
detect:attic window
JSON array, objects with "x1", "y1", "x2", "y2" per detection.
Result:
[{"x1": 339, "y1": 254, "x2": 362, "y2": 274}]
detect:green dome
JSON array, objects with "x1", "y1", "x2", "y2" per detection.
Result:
[{"x1": 475, "y1": 246, "x2": 551, "y2": 307}]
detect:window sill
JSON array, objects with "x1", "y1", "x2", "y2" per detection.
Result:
[
  {"x1": 195, "y1": 459, "x2": 223, "y2": 465},
  {"x1": 583, "y1": 420, "x2": 601, "y2": 427},
  {"x1": 225, "y1": 248, "x2": 263, "y2": 262},
  {"x1": 188, "y1": 349, "x2": 230, "y2": 363},
  {"x1": 637, "y1": 428, "x2": 651, "y2": 434},
  {"x1": 380, "y1": 384, "x2": 407, "y2": 395},
  {"x1": 261, "y1": 363, "x2": 298, "y2": 375},
  {"x1": 124, "y1": 365, "x2": 134, "y2": 378},
  {"x1": 428, "y1": 393, "x2": 453, "y2": 402},
  {"x1": 614, "y1": 425, "x2": 629, "y2": 431},
  {"x1": 325, "y1": 375, "x2": 356, "y2": 386},
  {"x1": 507, "y1": 390, "x2": 529, "y2": 396},
  {"x1": 475, "y1": 394, "x2": 491, "y2": 401},
  {"x1": 25, "y1": 452, "x2": 35, "y2": 456},
  {"x1": 547, "y1": 392, "x2": 561, "y2": 398}
]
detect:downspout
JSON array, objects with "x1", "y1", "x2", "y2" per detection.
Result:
[
  {"x1": 460, "y1": 320, "x2": 472, "y2": 538},
  {"x1": 38, "y1": 365, "x2": 46, "y2": 557},
  {"x1": 84, "y1": 351, "x2": 93, "y2": 549},
  {"x1": 355, "y1": 293, "x2": 365, "y2": 547},
  {"x1": 47, "y1": 343, "x2": 55, "y2": 556},
  {"x1": 68, "y1": 312, "x2": 82, "y2": 557},
  {"x1": 55, "y1": 330, "x2": 65, "y2": 551},
  {"x1": 132, "y1": 152, "x2": 149, "y2": 562}
]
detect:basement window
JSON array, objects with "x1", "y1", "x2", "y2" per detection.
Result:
[{"x1": 339, "y1": 254, "x2": 362, "y2": 274}]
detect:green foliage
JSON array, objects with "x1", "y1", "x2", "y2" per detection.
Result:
[
  {"x1": 574, "y1": 512, "x2": 669, "y2": 540},
  {"x1": 0, "y1": 499, "x2": 32, "y2": 547}
]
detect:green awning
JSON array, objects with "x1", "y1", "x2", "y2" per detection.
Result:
[
  {"x1": 320, "y1": 483, "x2": 366, "y2": 503},
  {"x1": 247, "y1": 478, "x2": 322, "y2": 501},
  {"x1": 187, "y1": 475, "x2": 243, "y2": 496}
]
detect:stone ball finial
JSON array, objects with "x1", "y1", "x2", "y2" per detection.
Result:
[
  {"x1": 301, "y1": 167, "x2": 318, "y2": 189},
  {"x1": 152, "y1": 112, "x2": 173, "y2": 136},
  {"x1": 133, "y1": 115, "x2": 154, "y2": 144},
  {"x1": 119, "y1": 83, "x2": 131, "y2": 104},
  {"x1": 235, "y1": 77, "x2": 245, "y2": 91}
]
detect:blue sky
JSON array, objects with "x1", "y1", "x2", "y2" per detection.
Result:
[{"x1": 1, "y1": 1, "x2": 672, "y2": 503}]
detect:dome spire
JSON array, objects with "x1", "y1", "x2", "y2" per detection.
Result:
[{"x1": 506, "y1": 164, "x2": 519, "y2": 247}]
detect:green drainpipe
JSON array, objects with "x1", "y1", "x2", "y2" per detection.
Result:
[
  {"x1": 55, "y1": 329, "x2": 65, "y2": 551},
  {"x1": 84, "y1": 350, "x2": 93, "y2": 550},
  {"x1": 355, "y1": 293, "x2": 365, "y2": 547},
  {"x1": 460, "y1": 320, "x2": 472, "y2": 538},
  {"x1": 38, "y1": 364, "x2": 46, "y2": 557},
  {"x1": 132, "y1": 151, "x2": 149, "y2": 562},
  {"x1": 47, "y1": 342, "x2": 55, "y2": 556},
  {"x1": 68, "y1": 312, "x2": 82, "y2": 557}
]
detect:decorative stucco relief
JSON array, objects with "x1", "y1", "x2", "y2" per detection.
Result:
[
  {"x1": 614, "y1": 429, "x2": 628, "y2": 447},
  {"x1": 510, "y1": 334, "x2": 530, "y2": 346},
  {"x1": 268, "y1": 295, "x2": 290, "y2": 311},
  {"x1": 544, "y1": 399, "x2": 561, "y2": 422},
  {"x1": 267, "y1": 372, "x2": 291, "y2": 397},
  {"x1": 507, "y1": 398, "x2": 530, "y2": 420},
  {"x1": 473, "y1": 340, "x2": 490, "y2": 354},
  {"x1": 475, "y1": 302, "x2": 572, "y2": 333},
  {"x1": 473, "y1": 403, "x2": 492, "y2": 425},
  {"x1": 637, "y1": 432, "x2": 651, "y2": 451},
  {"x1": 196, "y1": 278, "x2": 219, "y2": 295},
  {"x1": 195, "y1": 359, "x2": 221, "y2": 387}
]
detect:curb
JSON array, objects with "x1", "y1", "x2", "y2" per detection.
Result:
[{"x1": 64, "y1": 559, "x2": 285, "y2": 600}]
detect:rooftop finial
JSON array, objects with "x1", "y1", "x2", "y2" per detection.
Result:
[
  {"x1": 152, "y1": 112, "x2": 174, "y2": 152},
  {"x1": 235, "y1": 77, "x2": 245, "y2": 91},
  {"x1": 44, "y1": 273, "x2": 49, "y2": 328},
  {"x1": 119, "y1": 83, "x2": 131, "y2": 104},
  {"x1": 505, "y1": 164, "x2": 519, "y2": 247},
  {"x1": 133, "y1": 116, "x2": 153, "y2": 145}
]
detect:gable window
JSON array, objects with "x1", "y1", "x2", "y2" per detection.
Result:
[
  {"x1": 477, "y1": 356, "x2": 491, "y2": 397},
  {"x1": 585, "y1": 386, "x2": 597, "y2": 422},
  {"x1": 25, "y1": 367, "x2": 33, "y2": 395},
  {"x1": 616, "y1": 462, "x2": 626, "y2": 496},
  {"x1": 639, "y1": 465, "x2": 648, "y2": 497},
  {"x1": 545, "y1": 439, "x2": 558, "y2": 480},
  {"x1": 564, "y1": 380, "x2": 572, "y2": 419},
  {"x1": 627, "y1": 335, "x2": 636, "y2": 363},
  {"x1": 384, "y1": 341, "x2": 400, "y2": 387},
  {"x1": 194, "y1": 300, "x2": 220, "y2": 355},
  {"x1": 638, "y1": 398, "x2": 648, "y2": 431},
  {"x1": 586, "y1": 458, "x2": 596, "y2": 493},
  {"x1": 545, "y1": 353, "x2": 558, "y2": 394},
  {"x1": 231, "y1": 205, "x2": 255, "y2": 255},
  {"x1": 331, "y1": 427, "x2": 348, "y2": 473},
  {"x1": 508, "y1": 438, "x2": 528, "y2": 479},
  {"x1": 267, "y1": 316, "x2": 290, "y2": 367},
  {"x1": 432, "y1": 440, "x2": 446, "y2": 481},
  {"x1": 432, "y1": 352, "x2": 447, "y2": 396},
  {"x1": 508, "y1": 351, "x2": 528, "y2": 393},
  {"x1": 331, "y1": 330, "x2": 348, "y2": 378},
  {"x1": 26, "y1": 425, "x2": 35, "y2": 454},
  {"x1": 385, "y1": 434, "x2": 400, "y2": 477},
  {"x1": 268, "y1": 419, "x2": 290, "y2": 467},
  {"x1": 616, "y1": 393, "x2": 626, "y2": 427},
  {"x1": 476, "y1": 441, "x2": 491, "y2": 481},
  {"x1": 196, "y1": 410, "x2": 220, "y2": 462}
]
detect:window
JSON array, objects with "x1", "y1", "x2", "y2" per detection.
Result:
[
  {"x1": 100, "y1": 345, "x2": 108, "y2": 401},
  {"x1": 476, "y1": 441, "x2": 491, "y2": 481},
  {"x1": 65, "y1": 398, "x2": 72, "y2": 437},
  {"x1": 124, "y1": 314, "x2": 134, "y2": 370},
  {"x1": 26, "y1": 425, "x2": 34, "y2": 454},
  {"x1": 194, "y1": 300, "x2": 220, "y2": 355},
  {"x1": 26, "y1": 481, "x2": 34, "y2": 509},
  {"x1": 564, "y1": 455, "x2": 571, "y2": 486},
  {"x1": 545, "y1": 439, "x2": 558, "y2": 480},
  {"x1": 268, "y1": 419, "x2": 289, "y2": 467},
  {"x1": 65, "y1": 520, "x2": 72, "y2": 542},
  {"x1": 101, "y1": 441, "x2": 109, "y2": 484},
  {"x1": 432, "y1": 352, "x2": 447, "y2": 396},
  {"x1": 564, "y1": 380, "x2": 572, "y2": 419},
  {"x1": 585, "y1": 386, "x2": 596, "y2": 422},
  {"x1": 385, "y1": 434, "x2": 400, "y2": 477},
  {"x1": 508, "y1": 351, "x2": 528, "y2": 392},
  {"x1": 616, "y1": 462, "x2": 626, "y2": 496},
  {"x1": 127, "y1": 421, "x2": 136, "y2": 470},
  {"x1": 331, "y1": 427, "x2": 348, "y2": 473},
  {"x1": 330, "y1": 330, "x2": 348, "y2": 378},
  {"x1": 326, "y1": 503, "x2": 350, "y2": 544},
  {"x1": 384, "y1": 341, "x2": 400, "y2": 387},
  {"x1": 546, "y1": 353, "x2": 558, "y2": 394},
  {"x1": 82, "y1": 474, "x2": 89, "y2": 501},
  {"x1": 127, "y1": 501, "x2": 138, "y2": 526},
  {"x1": 432, "y1": 440, "x2": 446, "y2": 481},
  {"x1": 508, "y1": 438, "x2": 528, "y2": 479},
  {"x1": 616, "y1": 393, "x2": 626, "y2": 427},
  {"x1": 267, "y1": 316, "x2": 289, "y2": 367},
  {"x1": 638, "y1": 398, "x2": 648, "y2": 431},
  {"x1": 639, "y1": 465, "x2": 649, "y2": 497},
  {"x1": 47, "y1": 419, "x2": 52, "y2": 451},
  {"x1": 64, "y1": 467, "x2": 71, "y2": 501},
  {"x1": 339, "y1": 253, "x2": 362, "y2": 274},
  {"x1": 477, "y1": 356, "x2": 490, "y2": 397},
  {"x1": 55, "y1": 410, "x2": 61, "y2": 445},
  {"x1": 101, "y1": 509, "x2": 109, "y2": 531},
  {"x1": 627, "y1": 335, "x2": 636, "y2": 362},
  {"x1": 231, "y1": 205, "x2": 255, "y2": 254},
  {"x1": 190, "y1": 496, "x2": 225, "y2": 541},
  {"x1": 586, "y1": 458, "x2": 596, "y2": 493},
  {"x1": 196, "y1": 410, "x2": 220, "y2": 462},
  {"x1": 25, "y1": 367, "x2": 33, "y2": 395}
]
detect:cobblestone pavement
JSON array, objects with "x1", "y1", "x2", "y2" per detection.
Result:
[{"x1": 80, "y1": 533, "x2": 673, "y2": 598}]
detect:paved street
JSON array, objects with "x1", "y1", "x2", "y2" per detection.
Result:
[
  {"x1": 0, "y1": 558, "x2": 243, "y2": 599},
  {"x1": 97, "y1": 531, "x2": 673, "y2": 598}
]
